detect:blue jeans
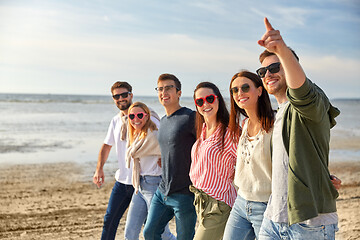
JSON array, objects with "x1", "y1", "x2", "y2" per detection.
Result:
[
  {"x1": 258, "y1": 217, "x2": 338, "y2": 240},
  {"x1": 143, "y1": 189, "x2": 197, "y2": 240},
  {"x1": 223, "y1": 194, "x2": 267, "y2": 240},
  {"x1": 101, "y1": 181, "x2": 134, "y2": 240},
  {"x1": 124, "y1": 176, "x2": 175, "y2": 240}
]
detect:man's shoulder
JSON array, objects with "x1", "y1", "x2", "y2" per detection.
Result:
[
  {"x1": 108, "y1": 113, "x2": 123, "y2": 127},
  {"x1": 178, "y1": 107, "x2": 196, "y2": 119},
  {"x1": 161, "y1": 107, "x2": 195, "y2": 120},
  {"x1": 180, "y1": 106, "x2": 195, "y2": 113},
  {"x1": 287, "y1": 78, "x2": 325, "y2": 101},
  {"x1": 160, "y1": 107, "x2": 194, "y2": 128},
  {"x1": 176, "y1": 107, "x2": 195, "y2": 121},
  {"x1": 110, "y1": 113, "x2": 121, "y2": 122},
  {"x1": 168, "y1": 106, "x2": 194, "y2": 116}
]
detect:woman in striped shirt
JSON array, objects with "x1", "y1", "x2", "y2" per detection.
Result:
[{"x1": 189, "y1": 82, "x2": 238, "y2": 240}]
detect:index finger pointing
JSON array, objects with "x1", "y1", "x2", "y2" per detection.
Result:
[{"x1": 264, "y1": 17, "x2": 274, "y2": 31}]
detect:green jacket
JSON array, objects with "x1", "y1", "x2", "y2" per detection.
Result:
[{"x1": 282, "y1": 78, "x2": 340, "y2": 225}]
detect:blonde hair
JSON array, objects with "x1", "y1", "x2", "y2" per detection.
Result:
[{"x1": 128, "y1": 102, "x2": 158, "y2": 144}]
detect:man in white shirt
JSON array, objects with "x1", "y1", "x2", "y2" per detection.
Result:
[{"x1": 93, "y1": 81, "x2": 135, "y2": 240}]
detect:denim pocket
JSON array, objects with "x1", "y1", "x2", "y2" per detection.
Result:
[
  {"x1": 297, "y1": 223, "x2": 324, "y2": 231},
  {"x1": 143, "y1": 175, "x2": 161, "y2": 185},
  {"x1": 289, "y1": 223, "x2": 326, "y2": 240}
]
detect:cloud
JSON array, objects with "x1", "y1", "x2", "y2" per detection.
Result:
[
  {"x1": 0, "y1": 25, "x2": 260, "y2": 95},
  {"x1": 103, "y1": 15, "x2": 110, "y2": 22},
  {"x1": 0, "y1": 0, "x2": 358, "y2": 98},
  {"x1": 301, "y1": 54, "x2": 359, "y2": 98},
  {"x1": 251, "y1": 6, "x2": 310, "y2": 28},
  {"x1": 189, "y1": 0, "x2": 227, "y2": 15}
]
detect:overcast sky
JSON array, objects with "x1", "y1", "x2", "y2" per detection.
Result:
[{"x1": 0, "y1": 0, "x2": 359, "y2": 98}]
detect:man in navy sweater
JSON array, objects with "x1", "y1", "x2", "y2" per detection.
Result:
[{"x1": 144, "y1": 73, "x2": 197, "y2": 240}]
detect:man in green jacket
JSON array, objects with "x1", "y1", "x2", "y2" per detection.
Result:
[{"x1": 256, "y1": 18, "x2": 340, "y2": 240}]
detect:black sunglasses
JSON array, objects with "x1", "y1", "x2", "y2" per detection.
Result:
[
  {"x1": 128, "y1": 112, "x2": 148, "y2": 120},
  {"x1": 256, "y1": 62, "x2": 281, "y2": 78},
  {"x1": 112, "y1": 92, "x2": 131, "y2": 100},
  {"x1": 194, "y1": 94, "x2": 217, "y2": 107},
  {"x1": 231, "y1": 83, "x2": 250, "y2": 94}
]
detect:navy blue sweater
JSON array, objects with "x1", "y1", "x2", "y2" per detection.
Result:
[{"x1": 158, "y1": 107, "x2": 196, "y2": 196}]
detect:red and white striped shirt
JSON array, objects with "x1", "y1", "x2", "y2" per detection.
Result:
[{"x1": 190, "y1": 123, "x2": 237, "y2": 207}]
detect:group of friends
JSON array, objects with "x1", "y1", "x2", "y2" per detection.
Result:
[{"x1": 92, "y1": 18, "x2": 341, "y2": 240}]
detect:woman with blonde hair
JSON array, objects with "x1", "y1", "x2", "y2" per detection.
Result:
[{"x1": 124, "y1": 102, "x2": 175, "y2": 240}]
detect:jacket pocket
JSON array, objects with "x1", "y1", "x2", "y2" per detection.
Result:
[{"x1": 287, "y1": 168, "x2": 318, "y2": 224}]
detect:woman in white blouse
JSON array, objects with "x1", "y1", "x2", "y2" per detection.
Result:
[{"x1": 223, "y1": 70, "x2": 275, "y2": 240}]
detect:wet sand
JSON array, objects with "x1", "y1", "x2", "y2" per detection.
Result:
[{"x1": 0, "y1": 161, "x2": 359, "y2": 239}]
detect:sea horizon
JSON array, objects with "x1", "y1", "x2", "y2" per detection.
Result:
[
  {"x1": 0, "y1": 92, "x2": 359, "y2": 101},
  {"x1": 0, "y1": 92, "x2": 359, "y2": 168}
]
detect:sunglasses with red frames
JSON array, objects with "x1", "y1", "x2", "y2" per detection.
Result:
[
  {"x1": 128, "y1": 112, "x2": 148, "y2": 120},
  {"x1": 194, "y1": 94, "x2": 218, "y2": 107},
  {"x1": 112, "y1": 92, "x2": 131, "y2": 100}
]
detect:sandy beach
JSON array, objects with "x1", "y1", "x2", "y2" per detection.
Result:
[{"x1": 0, "y1": 160, "x2": 359, "y2": 240}]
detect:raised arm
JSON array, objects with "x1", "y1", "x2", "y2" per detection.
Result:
[{"x1": 258, "y1": 17, "x2": 306, "y2": 89}]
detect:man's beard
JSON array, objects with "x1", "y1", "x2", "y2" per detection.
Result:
[{"x1": 117, "y1": 101, "x2": 131, "y2": 111}]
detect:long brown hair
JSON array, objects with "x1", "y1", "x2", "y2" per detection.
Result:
[
  {"x1": 229, "y1": 70, "x2": 274, "y2": 133},
  {"x1": 128, "y1": 102, "x2": 158, "y2": 144},
  {"x1": 193, "y1": 82, "x2": 234, "y2": 148}
]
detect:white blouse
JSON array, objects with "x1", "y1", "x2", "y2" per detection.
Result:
[{"x1": 234, "y1": 118, "x2": 272, "y2": 202}]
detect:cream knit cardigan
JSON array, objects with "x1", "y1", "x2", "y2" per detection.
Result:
[{"x1": 234, "y1": 119, "x2": 272, "y2": 202}]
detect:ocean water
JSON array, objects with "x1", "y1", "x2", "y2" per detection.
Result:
[
  {"x1": 0, "y1": 93, "x2": 193, "y2": 169},
  {"x1": 0, "y1": 93, "x2": 359, "y2": 167}
]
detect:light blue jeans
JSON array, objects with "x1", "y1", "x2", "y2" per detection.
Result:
[
  {"x1": 124, "y1": 175, "x2": 175, "y2": 240},
  {"x1": 258, "y1": 217, "x2": 338, "y2": 240},
  {"x1": 223, "y1": 194, "x2": 267, "y2": 240},
  {"x1": 143, "y1": 189, "x2": 197, "y2": 240}
]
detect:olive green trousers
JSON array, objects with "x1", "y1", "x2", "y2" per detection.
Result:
[{"x1": 190, "y1": 185, "x2": 231, "y2": 240}]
